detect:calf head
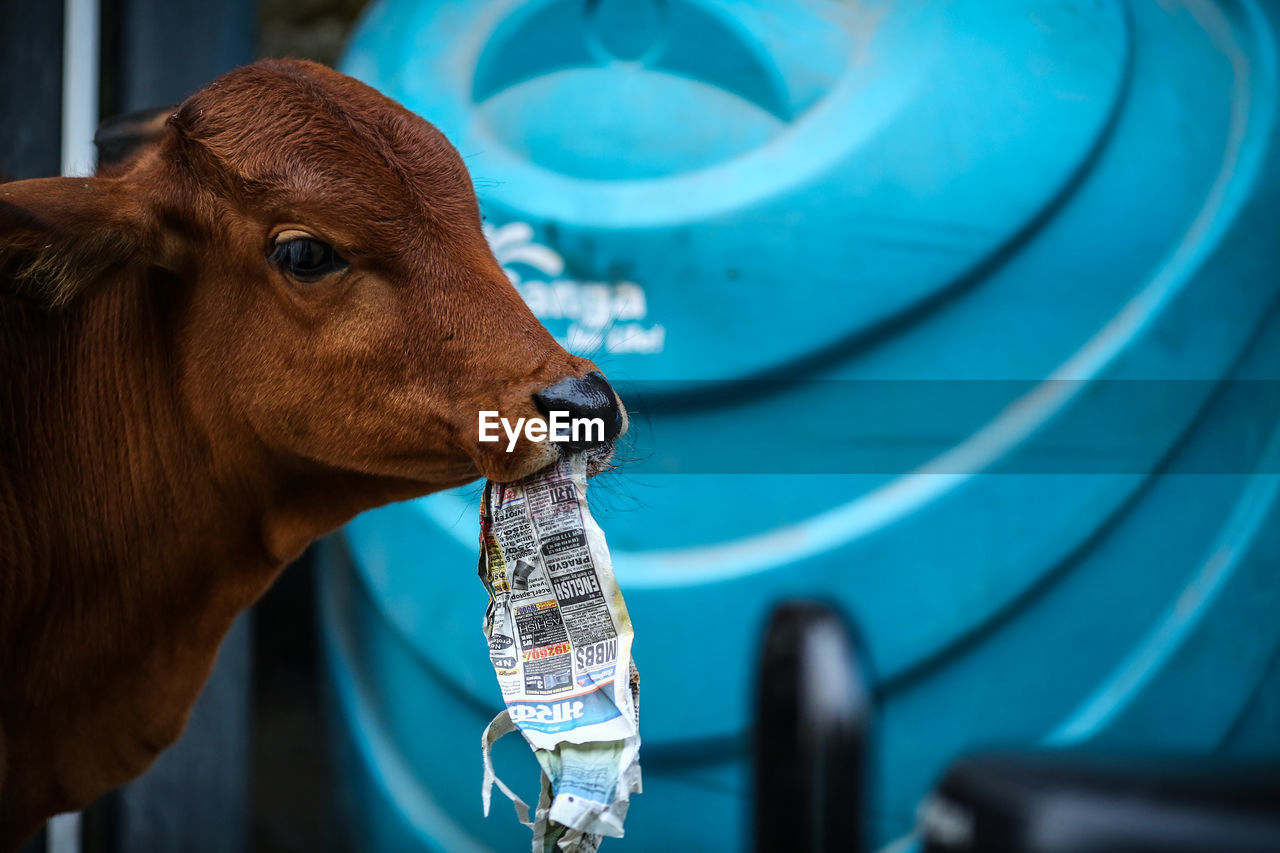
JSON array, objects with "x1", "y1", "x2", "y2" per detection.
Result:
[{"x1": 0, "y1": 60, "x2": 624, "y2": 510}]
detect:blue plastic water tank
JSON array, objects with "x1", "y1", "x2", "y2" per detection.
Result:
[{"x1": 319, "y1": 1, "x2": 1280, "y2": 850}]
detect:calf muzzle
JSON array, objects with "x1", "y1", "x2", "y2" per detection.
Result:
[{"x1": 533, "y1": 371, "x2": 623, "y2": 451}]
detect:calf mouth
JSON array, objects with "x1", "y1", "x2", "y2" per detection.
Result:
[
  {"x1": 481, "y1": 438, "x2": 617, "y2": 484},
  {"x1": 580, "y1": 441, "x2": 617, "y2": 477},
  {"x1": 474, "y1": 397, "x2": 627, "y2": 483}
]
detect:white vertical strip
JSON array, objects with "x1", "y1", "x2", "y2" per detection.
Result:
[
  {"x1": 60, "y1": 0, "x2": 100, "y2": 177},
  {"x1": 46, "y1": 812, "x2": 81, "y2": 853}
]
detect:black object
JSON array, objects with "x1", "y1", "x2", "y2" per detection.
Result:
[
  {"x1": 92, "y1": 105, "x2": 173, "y2": 169},
  {"x1": 0, "y1": 0, "x2": 63, "y2": 180},
  {"x1": 533, "y1": 371, "x2": 624, "y2": 448},
  {"x1": 922, "y1": 750, "x2": 1280, "y2": 853},
  {"x1": 102, "y1": 0, "x2": 254, "y2": 115},
  {"x1": 753, "y1": 601, "x2": 874, "y2": 853}
]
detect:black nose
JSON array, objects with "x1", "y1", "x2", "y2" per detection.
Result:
[{"x1": 533, "y1": 371, "x2": 623, "y2": 450}]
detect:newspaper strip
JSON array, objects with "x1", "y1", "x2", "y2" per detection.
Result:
[{"x1": 479, "y1": 454, "x2": 641, "y2": 851}]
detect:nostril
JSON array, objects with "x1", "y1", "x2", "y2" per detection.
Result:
[{"x1": 533, "y1": 371, "x2": 623, "y2": 448}]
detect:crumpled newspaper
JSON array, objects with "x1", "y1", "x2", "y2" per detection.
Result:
[{"x1": 478, "y1": 454, "x2": 641, "y2": 852}]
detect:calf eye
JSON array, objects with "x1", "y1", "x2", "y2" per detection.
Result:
[{"x1": 270, "y1": 235, "x2": 347, "y2": 281}]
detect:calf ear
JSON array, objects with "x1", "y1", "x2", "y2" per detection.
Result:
[
  {"x1": 95, "y1": 105, "x2": 175, "y2": 170},
  {"x1": 0, "y1": 177, "x2": 147, "y2": 307}
]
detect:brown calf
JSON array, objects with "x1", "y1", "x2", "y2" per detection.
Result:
[{"x1": 0, "y1": 59, "x2": 623, "y2": 849}]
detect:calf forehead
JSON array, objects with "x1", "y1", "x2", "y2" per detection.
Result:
[{"x1": 175, "y1": 60, "x2": 477, "y2": 236}]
